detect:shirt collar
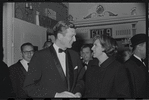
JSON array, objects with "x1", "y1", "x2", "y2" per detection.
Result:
[
  {"x1": 21, "y1": 59, "x2": 29, "y2": 64},
  {"x1": 133, "y1": 54, "x2": 142, "y2": 62},
  {"x1": 53, "y1": 43, "x2": 59, "y2": 54},
  {"x1": 53, "y1": 43, "x2": 65, "y2": 54}
]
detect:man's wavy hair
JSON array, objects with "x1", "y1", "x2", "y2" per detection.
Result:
[
  {"x1": 53, "y1": 21, "x2": 76, "y2": 39},
  {"x1": 93, "y1": 35, "x2": 118, "y2": 57}
]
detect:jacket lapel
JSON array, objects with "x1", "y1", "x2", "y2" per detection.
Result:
[
  {"x1": 131, "y1": 55, "x2": 147, "y2": 70},
  {"x1": 18, "y1": 61, "x2": 27, "y2": 76},
  {"x1": 66, "y1": 50, "x2": 74, "y2": 91},
  {"x1": 49, "y1": 45, "x2": 67, "y2": 85}
]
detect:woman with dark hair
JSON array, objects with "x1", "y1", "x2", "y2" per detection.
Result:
[{"x1": 84, "y1": 35, "x2": 130, "y2": 98}]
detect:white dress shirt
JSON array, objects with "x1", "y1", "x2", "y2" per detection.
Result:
[
  {"x1": 53, "y1": 43, "x2": 66, "y2": 76},
  {"x1": 20, "y1": 59, "x2": 29, "y2": 72}
]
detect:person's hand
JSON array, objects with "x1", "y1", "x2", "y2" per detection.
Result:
[
  {"x1": 75, "y1": 92, "x2": 82, "y2": 98},
  {"x1": 55, "y1": 91, "x2": 76, "y2": 98}
]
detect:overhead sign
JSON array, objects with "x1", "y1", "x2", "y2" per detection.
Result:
[{"x1": 90, "y1": 28, "x2": 112, "y2": 38}]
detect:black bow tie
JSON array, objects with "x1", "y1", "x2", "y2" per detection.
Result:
[{"x1": 59, "y1": 48, "x2": 66, "y2": 53}]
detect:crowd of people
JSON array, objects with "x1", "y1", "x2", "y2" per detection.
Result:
[{"x1": 1, "y1": 20, "x2": 148, "y2": 98}]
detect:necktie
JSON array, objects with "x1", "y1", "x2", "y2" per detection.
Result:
[
  {"x1": 141, "y1": 59, "x2": 146, "y2": 66},
  {"x1": 58, "y1": 48, "x2": 66, "y2": 53},
  {"x1": 141, "y1": 59, "x2": 144, "y2": 62}
]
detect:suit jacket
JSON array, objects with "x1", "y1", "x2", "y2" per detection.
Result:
[
  {"x1": 9, "y1": 60, "x2": 28, "y2": 98},
  {"x1": 23, "y1": 45, "x2": 85, "y2": 97},
  {"x1": 124, "y1": 55, "x2": 147, "y2": 98},
  {"x1": 84, "y1": 56, "x2": 130, "y2": 98}
]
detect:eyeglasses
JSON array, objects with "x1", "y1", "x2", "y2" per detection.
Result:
[{"x1": 23, "y1": 50, "x2": 34, "y2": 55}]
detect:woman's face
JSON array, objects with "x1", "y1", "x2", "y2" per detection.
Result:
[{"x1": 91, "y1": 39, "x2": 105, "y2": 59}]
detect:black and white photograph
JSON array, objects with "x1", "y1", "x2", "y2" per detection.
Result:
[{"x1": 1, "y1": 2, "x2": 148, "y2": 99}]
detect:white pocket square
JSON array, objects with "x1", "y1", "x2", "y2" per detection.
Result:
[{"x1": 74, "y1": 66, "x2": 78, "y2": 70}]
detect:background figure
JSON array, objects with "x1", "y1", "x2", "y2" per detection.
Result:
[
  {"x1": 80, "y1": 44, "x2": 93, "y2": 70},
  {"x1": 47, "y1": 28, "x2": 55, "y2": 43},
  {"x1": 9, "y1": 42, "x2": 34, "y2": 98},
  {"x1": 0, "y1": 47, "x2": 14, "y2": 98},
  {"x1": 124, "y1": 34, "x2": 147, "y2": 98},
  {"x1": 123, "y1": 49, "x2": 132, "y2": 62},
  {"x1": 43, "y1": 41, "x2": 52, "y2": 49},
  {"x1": 117, "y1": 48, "x2": 132, "y2": 63},
  {"x1": 148, "y1": 37, "x2": 149, "y2": 98},
  {"x1": 84, "y1": 35, "x2": 130, "y2": 98},
  {"x1": 23, "y1": 21, "x2": 85, "y2": 98}
]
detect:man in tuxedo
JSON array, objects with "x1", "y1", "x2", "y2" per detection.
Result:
[
  {"x1": 124, "y1": 34, "x2": 147, "y2": 98},
  {"x1": 9, "y1": 42, "x2": 34, "y2": 98},
  {"x1": 23, "y1": 21, "x2": 85, "y2": 98}
]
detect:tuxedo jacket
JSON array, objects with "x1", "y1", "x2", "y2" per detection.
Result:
[
  {"x1": 23, "y1": 45, "x2": 85, "y2": 97},
  {"x1": 124, "y1": 55, "x2": 147, "y2": 98},
  {"x1": 84, "y1": 56, "x2": 130, "y2": 98},
  {"x1": 9, "y1": 60, "x2": 28, "y2": 98}
]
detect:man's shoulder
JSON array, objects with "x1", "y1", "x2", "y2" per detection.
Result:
[
  {"x1": 88, "y1": 58, "x2": 99, "y2": 66},
  {"x1": 9, "y1": 60, "x2": 22, "y2": 70},
  {"x1": 124, "y1": 57, "x2": 137, "y2": 69},
  {"x1": 9, "y1": 60, "x2": 21, "y2": 66},
  {"x1": 68, "y1": 49, "x2": 79, "y2": 55},
  {"x1": 0, "y1": 61, "x2": 9, "y2": 71},
  {"x1": 34, "y1": 47, "x2": 51, "y2": 55},
  {"x1": 125, "y1": 56, "x2": 137, "y2": 64}
]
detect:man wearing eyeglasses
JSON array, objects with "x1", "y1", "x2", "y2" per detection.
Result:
[{"x1": 9, "y1": 42, "x2": 34, "y2": 98}]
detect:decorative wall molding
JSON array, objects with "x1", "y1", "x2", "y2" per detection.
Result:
[{"x1": 72, "y1": 15, "x2": 145, "y2": 28}]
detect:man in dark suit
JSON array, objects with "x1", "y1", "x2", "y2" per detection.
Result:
[
  {"x1": 124, "y1": 34, "x2": 147, "y2": 98},
  {"x1": 80, "y1": 44, "x2": 93, "y2": 70},
  {"x1": 9, "y1": 42, "x2": 34, "y2": 98},
  {"x1": 42, "y1": 41, "x2": 52, "y2": 49},
  {"x1": 23, "y1": 21, "x2": 85, "y2": 98}
]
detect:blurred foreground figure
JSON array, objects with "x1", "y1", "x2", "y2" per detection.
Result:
[{"x1": 0, "y1": 47, "x2": 13, "y2": 98}]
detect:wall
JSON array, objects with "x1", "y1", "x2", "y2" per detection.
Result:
[
  {"x1": 3, "y1": 3, "x2": 15, "y2": 66},
  {"x1": 73, "y1": 15, "x2": 145, "y2": 51},
  {"x1": 136, "y1": 21, "x2": 146, "y2": 34},
  {"x1": 13, "y1": 18, "x2": 47, "y2": 64},
  {"x1": 3, "y1": 2, "x2": 69, "y2": 66},
  {"x1": 68, "y1": 3, "x2": 146, "y2": 51},
  {"x1": 69, "y1": 3, "x2": 145, "y2": 21}
]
